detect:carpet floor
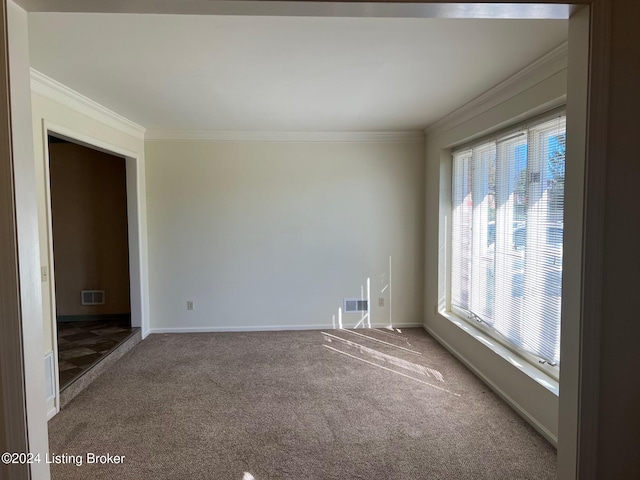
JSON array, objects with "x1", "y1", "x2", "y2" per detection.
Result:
[{"x1": 47, "y1": 328, "x2": 556, "y2": 479}]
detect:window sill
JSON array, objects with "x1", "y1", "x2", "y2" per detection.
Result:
[{"x1": 437, "y1": 309, "x2": 559, "y2": 396}]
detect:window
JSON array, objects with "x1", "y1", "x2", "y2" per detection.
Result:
[{"x1": 450, "y1": 114, "x2": 566, "y2": 373}]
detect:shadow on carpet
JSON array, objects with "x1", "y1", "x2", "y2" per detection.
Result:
[{"x1": 48, "y1": 328, "x2": 556, "y2": 479}]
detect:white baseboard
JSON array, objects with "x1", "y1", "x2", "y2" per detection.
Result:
[
  {"x1": 46, "y1": 407, "x2": 57, "y2": 421},
  {"x1": 423, "y1": 323, "x2": 558, "y2": 447},
  {"x1": 150, "y1": 322, "x2": 422, "y2": 334}
]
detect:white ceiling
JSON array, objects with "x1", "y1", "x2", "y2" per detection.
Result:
[{"x1": 27, "y1": 13, "x2": 567, "y2": 132}]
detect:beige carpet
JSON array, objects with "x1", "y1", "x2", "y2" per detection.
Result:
[{"x1": 48, "y1": 328, "x2": 556, "y2": 479}]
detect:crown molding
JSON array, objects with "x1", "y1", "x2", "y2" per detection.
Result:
[
  {"x1": 30, "y1": 69, "x2": 146, "y2": 140},
  {"x1": 145, "y1": 130, "x2": 425, "y2": 143},
  {"x1": 425, "y1": 42, "x2": 568, "y2": 138}
]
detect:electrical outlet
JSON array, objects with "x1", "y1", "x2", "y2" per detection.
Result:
[
  {"x1": 378, "y1": 297, "x2": 384, "y2": 307},
  {"x1": 187, "y1": 301, "x2": 194, "y2": 311}
]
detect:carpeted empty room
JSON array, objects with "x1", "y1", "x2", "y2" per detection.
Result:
[{"x1": 47, "y1": 328, "x2": 556, "y2": 479}]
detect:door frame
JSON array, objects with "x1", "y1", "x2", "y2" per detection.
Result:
[
  {"x1": 3, "y1": 1, "x2": 611, "y2": 479},
  {"x1": 0, "y1": 0, "x2": 30, "y2": 477},
  {"x1": 41, "y1": 120, "x2": 145, "y2": 417}
]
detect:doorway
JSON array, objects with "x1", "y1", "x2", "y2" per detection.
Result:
[{"x1": 47, "y1": 135, "x2": 139, "y2": 392}]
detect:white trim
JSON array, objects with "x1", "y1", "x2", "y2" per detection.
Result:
[
  {"x1": 46, "y1": 407, "x2": 57, "y2": 421},
  {"x1": 30, "y1": 69, "x2": 145, "y2": 139},
  {"x1": 423, "y1": 322, "x2": 558, "y2": 447},
  {"x1": 145, "y1": 130, "x2": 425, "y2": 143},
  {"x1": 43, "y1": 122, "x2": 149, "y2": 328},
  {"x1": 0, "y1": 1, "x2": 30, "y2": 466},
  {"x1": 43, "y1": 121, "x2": 139, "y2": 159},
  {"x1": 438, "y1": 310, "x2": 559, "y2": 395},
  {"x1": 150, "y1": 322, "x2": 423, "y2": 334},
  {"x1": 141, "y1": 324, "x2": 151, "y2": 340},
  {"x1": 42, "y1": 122, "x2": 150, "y2": 415},
  {"x1": 426, "y1": 42, "x2": 568, "y2": 138},
  {"x1": 40, "y1": 123, "x2": 60, "y2": 418},
  {"x1": 43, "y1": 351, "x2": 55, "y2": 403},
  {"x1": 15, "y1": 1, "x2": 573, "y2": 19}
]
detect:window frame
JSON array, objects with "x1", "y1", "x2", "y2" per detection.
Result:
[{"x1": 447, "y1": 107, "x2": 566, "y2": 381}]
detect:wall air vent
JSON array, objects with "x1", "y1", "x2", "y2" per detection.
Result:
[
  {"x1": 344, "y1": 298, "x2": 368, "y2": 313},
  {"x1": 81, "y1": 290, "x2": 105, "y2": 305},
  {"x1": 44, "y1": 351, "x2": 55, "y2": 402}
]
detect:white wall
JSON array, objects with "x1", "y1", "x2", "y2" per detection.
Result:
[
  {"x1": 7, "y1": 2, "x2": 50, "y2": 478},
  {"x1": 424, "y1": 60, "x2": 568, "y2": 442},
  {"x1": 146, "y1": 139, "x2": 425, "y2": 332}
]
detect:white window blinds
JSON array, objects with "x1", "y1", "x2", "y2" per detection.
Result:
[{"x1": 451, "y1": 115, "x2": 566, "y2": 368}]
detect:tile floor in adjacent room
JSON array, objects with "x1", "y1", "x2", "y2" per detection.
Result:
[{"x1": 57, "y1": 319, "x2": 139, "y2": 389}]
